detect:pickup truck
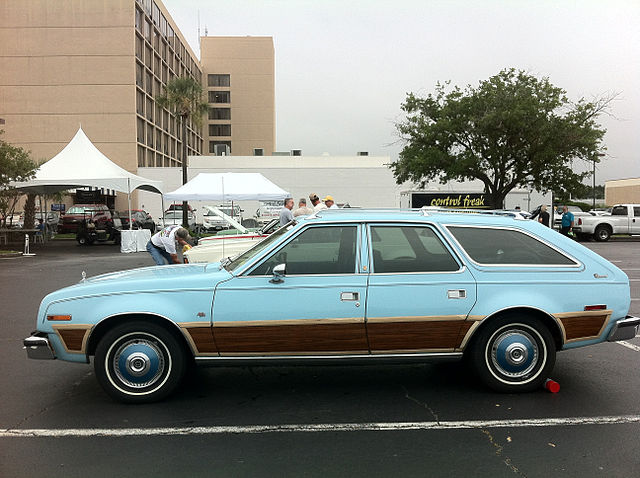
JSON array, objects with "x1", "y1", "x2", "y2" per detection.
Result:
[{"x1": 573, "y1": 204, "x2": 640, "y2": 241}]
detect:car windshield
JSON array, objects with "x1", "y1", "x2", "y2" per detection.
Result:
[
  {"x1": 164, "y1": 211, "x2": 183, "y2": 219},
  {"x1": 225, "y1": 222, "x2": 295, "y2": 273}
]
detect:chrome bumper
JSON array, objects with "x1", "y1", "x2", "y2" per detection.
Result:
[
  {"x1": 24, "y1": 332, "x2": 56, "y2": 360},
  {"x1": 607, "y1": 316, "x2": 640, "y2": 342}
]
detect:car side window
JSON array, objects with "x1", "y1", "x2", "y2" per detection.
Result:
[
  {"x1": 612, "y1": 206, "x2": 628, "y2": 216},
  {"x1": 634, "y1": 207, "x2": 640, "y2": 217},
  {"x1": 249, "y1": 226, "x2": 357, "y2": 276},
  {"x1": 370, "y1": 225, "x2": 459, "y2": 273},
  {"x1": 448, "y1": 226, "x2": 577, "y2": 265}
]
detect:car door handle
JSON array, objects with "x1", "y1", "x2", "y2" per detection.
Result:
[{"x1": 340, "y1": 292, "x2": 359, "y2": 301}]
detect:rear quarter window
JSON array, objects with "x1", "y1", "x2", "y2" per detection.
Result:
[{"x1": 447, "y1": 226, "x2": 577, "y2": 266}]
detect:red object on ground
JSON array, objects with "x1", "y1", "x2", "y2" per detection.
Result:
[{"x1": 544, "y1": 379, "x2": 560, "y2": 393}]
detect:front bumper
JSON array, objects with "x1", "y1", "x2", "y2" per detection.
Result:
[
  {"x1": 24, "y1": 332, "x2": 56, "y2": 360},
  {"x1": 607, "y1": 315, "x2": 640, "y2": 342}
]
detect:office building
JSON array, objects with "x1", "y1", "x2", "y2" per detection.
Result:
[
  {"x1": 200, "y1": 36, "x2": 275, "y2": 157},
  {"x1": 0, "y1": 1, "x2": 275, "y2": 209}
]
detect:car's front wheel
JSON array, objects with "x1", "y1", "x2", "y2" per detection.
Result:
[
  {"x1": 469, "y1": 314, "x2": 555, "y2": 392},
  {"x1": 94, "y1": 321, "x2": 187, "y2": 403}
]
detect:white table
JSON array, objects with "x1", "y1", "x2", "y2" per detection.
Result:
[{"x1": 120, "y1": 229, "x2": 151, "y2": 253}]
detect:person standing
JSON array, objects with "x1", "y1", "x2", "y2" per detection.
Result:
[
  {"x1": 560, "y1": 205, "x2": 574, "y2": 236},
  {"x1": 538, "y1": 205, "x2": 550, "y2": 227},
  {"x1": 293, "y1": 198, "x2": 313, "y2": 217},
  {"x1": 279, "y1": 197, "x2": 294, "y2": 225},
  {"x1": 324, "y1": 195, "x2": 339, "y2": 209},
  {"x1": 309, "y1": 193, "x2": 327, "y2": 212},
  {"x1": 146, "y1": 225, "x2": 192, "y2": 265}
]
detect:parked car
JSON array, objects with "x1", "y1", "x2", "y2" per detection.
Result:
[
  {"x1": 58, "y1": 204, "x2": 111, "y2": 234},
  {"x1": 156, "y1": 210, "x2": 196, "y2": 230},
  {"x1": 574, "y1": 204, "x2": 640, "y2": 241},
  {"x1": 184, "y1": 218, "x2": 281, "y2": 263},
  {"x1": 119, "y1": 209, "x2": 155, "y2": 233},
  {"x1": 201, "y1": 204, "x2": 243, "y2": 232},
  {"x1": 24, "y1": 209, "x2": 639, "y2": 403}
]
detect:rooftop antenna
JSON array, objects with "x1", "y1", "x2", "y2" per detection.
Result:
[
  {"x1": 204, "y1": 25, "x2": 208, "y2": 36},
  {"x1": 197, "y1": 10, "x2": 201, "y2": 37}
]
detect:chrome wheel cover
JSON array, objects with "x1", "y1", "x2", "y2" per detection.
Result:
[
  {"x1": 105, "y1": 332, "x2": 172, "y2": 394},
  {"x1": 487, "y1": 324, "x2": 546, "y2": 384}
]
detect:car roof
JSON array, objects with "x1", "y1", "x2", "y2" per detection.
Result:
[{"x1": 297, "y1": 208, "x2": 529, "y2": 227}]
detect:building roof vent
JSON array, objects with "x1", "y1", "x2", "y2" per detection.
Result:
[
  {"x1": 357, "y1": 151, "x2": 369, "y2": 156},
  {"x1": 291, "y1": 149, "x2": 302, "y2": 156}
]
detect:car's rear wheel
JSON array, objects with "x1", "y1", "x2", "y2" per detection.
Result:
[
  {"x1": 469, "y1": 314, "x2": 555, "y2": 392},
  {"x1": 94, "y1": 321, "x2": 187, "y2": 403}
]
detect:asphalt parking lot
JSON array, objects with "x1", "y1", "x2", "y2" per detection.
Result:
[{"x1": 1, "y1": 238, "x2": 639, "y2": 477}]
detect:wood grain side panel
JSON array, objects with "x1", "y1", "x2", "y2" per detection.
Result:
[
  {"x1": 559, "y1": 314, "x2": 609, "y2": 342},
  {"x1": 213, "y1": 323, "x2": 368, "y2": 354},
  {"x1": 367, "y1": 320, "x2": 473, "y2": 351},
  {"x1": 184, "y1": 327, "x2": 218, "y2": 354},
  {"x1": 57, "y1": 328, "x2": 89, "y2": 353}
]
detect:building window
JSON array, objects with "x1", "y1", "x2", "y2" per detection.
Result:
[
  {"x1": 209, "y1": 141, "x2": 231, "y2": 154},
  {"x1": 208, "y1": 74, "x2": 230, "y2": 87},
  {"x1": 253, "y1": 148, "x2": 264, "y2": 156},
  {"x1": 137, "y1": 118, "x2": 145, "y2": 143},
  {"x1": 208, "y1": 91, "x2": 230, "y2": 103},
  {"x1": 209, "y1": 124, "x2": 231, "y2": 137},
  {"x1": 138, "y1": 145, "x2": 146, "y2": 167},
  {"x1": 208, "y1": 108, "x2": 230, "y2": 120}
]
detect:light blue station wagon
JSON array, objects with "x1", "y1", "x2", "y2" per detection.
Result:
[{"x1": 25, "y1": 209, "x2": 639, "y2": 402}]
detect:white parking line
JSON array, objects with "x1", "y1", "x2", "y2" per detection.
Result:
[
  {"x1": 2, "y1": 415, "x2": 640, "y2": 437},
  {"x1": 618, "y1": 341, "x2": 640, "y2": 352}
]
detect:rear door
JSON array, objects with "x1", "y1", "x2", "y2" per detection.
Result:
[{"x1": 364, "y1": 223, "x2": 476, "y2": 353}]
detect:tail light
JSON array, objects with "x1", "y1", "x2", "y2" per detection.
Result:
[
  {"x1": 578, "y1": 218, "x2": 582, "y2": 225},
  {"x1": 584, "y1": 305, "x2": 606, "y2": 311}
]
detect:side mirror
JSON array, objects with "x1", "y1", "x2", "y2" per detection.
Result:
[{"x1": 269, "y1": 263, "x2": 286, "y2": 284}]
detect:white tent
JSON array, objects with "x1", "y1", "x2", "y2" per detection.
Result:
[
  {"x1": 11, "y1": 127, "x2": 163, "y2": 196},
  {"x1": 163, "y1": 172, "x2": 290, "y2": 201}
]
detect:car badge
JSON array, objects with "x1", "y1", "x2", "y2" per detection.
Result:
[{"x1": 593, "y1": 273, "x2": 608, "y2": 279}]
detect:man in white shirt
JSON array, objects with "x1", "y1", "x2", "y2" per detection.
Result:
[
  {"x1": 147, "y1": 225, "x2": 192, "y2": 265},
  {"x1": 309, "y1": 193, "x2": 327, "y2": 212}
]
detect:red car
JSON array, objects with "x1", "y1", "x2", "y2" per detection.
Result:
[{"x1": 58, "y1": 204, "x2": 111, "y2": 234}]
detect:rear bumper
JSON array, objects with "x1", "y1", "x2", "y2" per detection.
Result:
[
  {"x1": 607, "y1": 316, "x2": 640, "y2": 342},
  {"x1": 24, "y1": 332, "x2": 56, "y2": 360}
]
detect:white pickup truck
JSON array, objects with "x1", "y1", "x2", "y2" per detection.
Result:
[{"x1": 573, "y1": 204, "x2": 640, "y2": 241}]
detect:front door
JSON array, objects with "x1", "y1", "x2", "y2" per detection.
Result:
[
  {"x1": 365, "y1": 224, "x2": 477, "y2": 353},
  {"x1": 212, "y1": 224, "x2": 368, "y2": 355}
]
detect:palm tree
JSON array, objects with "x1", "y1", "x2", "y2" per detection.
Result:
[{"x1": 156, "y1": 77, "x2": 208, "y2": 229}]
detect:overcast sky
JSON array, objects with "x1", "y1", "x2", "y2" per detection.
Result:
[{"x1": 163, "y1": 0, "x2": 639, "y2": 183}]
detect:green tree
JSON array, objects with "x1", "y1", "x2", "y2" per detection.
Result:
[
  {"x1": 392, "y1": 69, "x2": 611, "y2": 208},
  {"x1": 156, "y1": 77, "x2": 208, "y2": 228},
  {"x1": 0, "y1": 131, "x2": 39, "y2": 228}
]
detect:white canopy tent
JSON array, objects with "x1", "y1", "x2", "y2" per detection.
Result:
[
  {"x1": 164, "y1": 173, "x2": 290, "y2": 253},
  {"x1": 11, "y1": 127, "x2": 163, "y2": 229},
  {"x1": 163, "y1": 172, "x2": 290, "y2": 202}
]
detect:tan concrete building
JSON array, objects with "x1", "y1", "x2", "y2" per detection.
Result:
[
  {"x1": 200, "y1": 37, "x2": 275, "y2": 157},
  {"x1": 605, "y1": 178, "x2": 640, "y2": 205},
  {"x1": 0, "y1": 0, "x2": 204, "y2": 208}
]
